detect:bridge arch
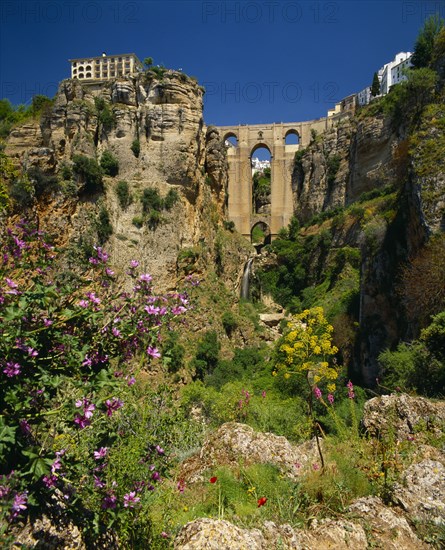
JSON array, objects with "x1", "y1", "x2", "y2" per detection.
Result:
[
  {"x1": 223, "y1": 132, "x2": 238, "y2": 148},
  {"x1": 284, "y1": 129, "x2": 300, "y2": 145},
  {"x1": 251, "y1": 220, "x2": 271, "y2": 247},
  {"x1": 251, "y1": 145, "x2": 272, "y2": 216},
  {"x1": 251, "y1": 142, "x2": 273, "y2": 157}
]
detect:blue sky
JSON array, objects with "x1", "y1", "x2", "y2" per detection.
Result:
[{"x1": 0, "y1": 0, "x2": 439, "y2": 127}]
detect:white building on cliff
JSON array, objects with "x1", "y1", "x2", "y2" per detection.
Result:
[
  {"x1": 357, "y1": 51, "x2": 413, "y2": 106},
  {"x1": 69, "y1": 53, "x2": 143, "y2": 81}
]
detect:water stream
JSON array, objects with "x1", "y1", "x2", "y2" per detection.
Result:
[{"x1": 240, "y1": 258, "x2": 254, "y2": 300}]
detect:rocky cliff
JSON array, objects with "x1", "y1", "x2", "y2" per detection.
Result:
[
  {"x1": 287, "y1": 100, "x2": 445, "y2": 385},
  {"x1": 4, "y1": 71, "x2": 234, "y2": 291}
]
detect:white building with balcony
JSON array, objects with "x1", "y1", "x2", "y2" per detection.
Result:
[
  {"x1": 69, "y1": 53, "x2": 143, "y2": 81},
  {"x1": 357, "y1": 51, "x2": 412, "y2": 106}
]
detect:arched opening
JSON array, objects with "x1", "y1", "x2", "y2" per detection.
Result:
[
  {"x1": 251, "y1": 145, "x2": 271, "y2": 215},
  {"x1": 251, "y1": 221, "x2": 271, "y2": 250},
  {"x1": 86, "y1": 72, "x2": 92, "y2": 78},
  {"x1": 224, "y1": 133, "x2": 238, "y2": 148},
  {"x1": 285, "y1": 130, "x2": 300, "y2": 145}
]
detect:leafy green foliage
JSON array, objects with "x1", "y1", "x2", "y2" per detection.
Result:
[
  {"x1": 141, "y1": 187, "x2": 163, "y2": 213},
  {"x1": 138, "y1": 187, "x2": 179, "y2": 229},
  {"x1": 72, "y1": 155, "x2": 103, "y2": 194},
  {"x1": 115, "y1": 180, "x2": 131, "y2": 208},
  {"x1": 100, "y1": 150, "x2": 119, "y2": 177},
  {"x1": 131, "y1": 139, "x2": 140, "y2": 158},
  {"x1": 162, "y1": 331, "x2": 185, "y2": 374},
  {"x1": 95, "y1": 206, "x2": 113, "y2": 244},
  {"x1": 326, "y1": 154, "x2": 341, "y2": 187},
  {"x1": 27, "y1": 166, "x2": 59, "y2": 197},
  {"x1": 379, "y1": 311, "x2": 445, "y2": 396},
  {"x1": 253, "y1": 167, "x2": 271, "y2": 213},
  {"x1": 191, "y1": 331, "x2": 220, "y2": 380},
  {"x1": 221, "y1": 311, "x2": 238, "y2": 336},
  {"x1": 412, "y1": 14, "x2": 444, "y2": 68},
  {"x1": 163, "y1": 188, "x2": 179, "y2": 210},
  {"x1": 9, "y1": 175, "x2": 34, "y2": 208},
  {"x1": 371, "y1": 72, "x2": 381, "y2": 97},
  {"x1": 0, "y1": 96, "x2": 53, "y2": 138},
  {"x1": 94, "y1": 97, "x2": 115, "y2": 128}
]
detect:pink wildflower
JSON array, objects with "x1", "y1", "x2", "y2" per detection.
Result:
[
  {"x1": 146, "y1": 346, "x2": 161, "y2": 359},
  {"x1": 94, "y1": 447, "x2": 109, "y2": 460},
  {"x1": 314, "y1": 386, "x2": 322, "y2": 400},
  {"x1": 123, "y1": 491, "x2": 140, "y2": 508},
  {"x1": 3, "y1": 362, "x2": 21, "y2": 377},
  {"x1": 347, "y1": 380, "x2": 355, "y2": 399}
]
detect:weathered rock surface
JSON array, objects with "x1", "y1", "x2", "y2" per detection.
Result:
[
  {"x1": 11, "y1": 515, "x2": 86, "y2": 549},
  {"x1": 174, "y1": 502, "x2": 427, "y2": 550},
  {"x1": 180, "y1": 422, "x2": 320, "y2": 482},
  {"x1": 259, "y1": 312, "x2": 285, "y2": 326},
  {"x1": 393, "y1": 459, "x2": 445, "y2": 524},
  {"x1": 348, "y1": 496, "x2": 428, "y2": 549},
  {"x1": 174, "y1": 517, "x2": 369, "y2": 550},
  {"x1": 362, "y1": 393, "x2": 445, "y2": 439}
]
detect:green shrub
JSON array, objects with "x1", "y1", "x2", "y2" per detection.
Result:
[
  {"x1": 191, "y1": 331, "x2": 220, "y2": 380},
  {"x1": 221, "y1": 311, "x2": 238, "y2": 336},
  {"x1": 10, "y1": 176, "x2": 34, "y2": 208},
  {"x1": 95, "y1": 97, "x2": 114, "y2": 128},
  {"x1": 131, "y1": 139, "x2": 140, "y2": 158},
  {"x1": 163, "y1": 188, "x2": 179, "y2": 210},
  {"x1": 132, "y1": 216, "x2": 144, "y2": 228},
  {"x1": 73, "y1": 155, "x2": 103, "y2": 194},
  {"x1": 100, "y1": 150, "x2": 119, "y2": 177},
  {"x1": 162, "y1": 331, "x2": 185, "y2": 373},
  {"x1": 326, "y1": 154, "x2": 341, "y2": 186},
  {"x1": 223, "y1": 220, "x2": 235, "y2": 232},
  {"x1": 60, "y1": 164, "x2": 73, "y2": 181},
  {"x1": 147, "y1": 209, "x2": 161, "y2": 229},
  {"x1": 141, "y1": 187, "x2": 163, "y2": 213},
  {"x1": 115, "y1": 180, "x2": 131, "y2": 208},
  {"x1": 27, "y1": 166, "x2": 59, "y2": 197},
  {"x1": 95, "y1": 206, "x2": 113, "y2": 244}
]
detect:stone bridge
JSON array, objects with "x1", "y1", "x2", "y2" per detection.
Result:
[{"x1": 216, "y1": 115, "x2": 347, "y2": 240}]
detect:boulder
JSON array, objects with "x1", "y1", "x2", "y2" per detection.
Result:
[{"x1": 180, "y1": 422, "x2": 320, "y2": 482}]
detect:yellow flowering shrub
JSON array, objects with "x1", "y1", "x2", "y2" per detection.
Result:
[{"x1": 277, "y1": 307, "x2": 341, "y2": 391}]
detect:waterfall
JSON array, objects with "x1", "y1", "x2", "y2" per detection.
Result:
[{"x1": 241, "y1": 258, "x2": 254, "y2": 300}]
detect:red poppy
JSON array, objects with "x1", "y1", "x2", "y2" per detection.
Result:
[
  {"x1": 209, "y1": 476, "x2": 217, "y2": 484},
  {"x1": 257, "y1": 497, "x2": 267, "y2": 507}
]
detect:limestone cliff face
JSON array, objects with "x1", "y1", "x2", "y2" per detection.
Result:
[
  {"x1": 290, "y1": 109, "x2": 445, "y2": 385},
  {"x1": 293, "y1": 115, "x2": 396, "y2": 222},
  {"x1": 5, "y1": 72, "x2": 231, "y2": 290}
]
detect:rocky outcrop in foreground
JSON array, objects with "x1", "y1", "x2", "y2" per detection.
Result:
[
  {"x1": 180, "y1": 422, "x2": 320, "y2": 483},
  {"x1": 175, "y1": 395, "x2": 445, "y2": 549}
]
